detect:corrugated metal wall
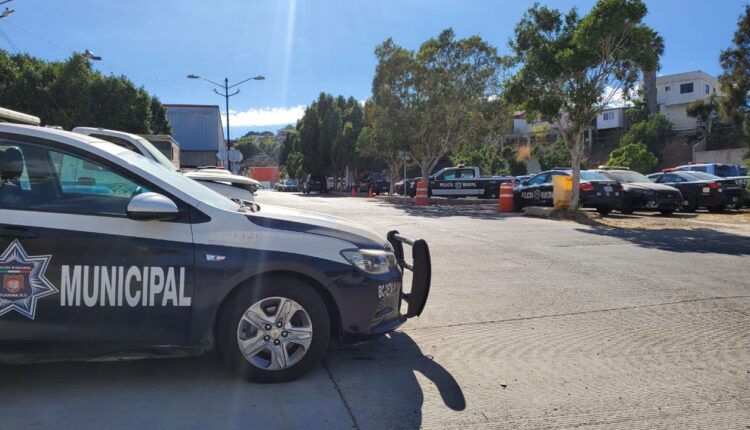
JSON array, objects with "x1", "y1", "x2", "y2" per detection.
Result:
[{"x1": 164, "y1": 105, "x2": 225, "y2": 152}]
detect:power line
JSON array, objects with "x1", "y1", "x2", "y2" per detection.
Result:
[
  {"x1": 0, "y1": 24, "x2": 19, "y2": 53},
  {"x1": 5, "y1": 21, "x2": 69, "y2": 52},
  {"x1": 0, "y1": 21, "x2": 72, "y2": 126}
]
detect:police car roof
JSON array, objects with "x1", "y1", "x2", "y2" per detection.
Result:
[{"x1": 0, "y1": 123, "x2": 133, "y2": 159}]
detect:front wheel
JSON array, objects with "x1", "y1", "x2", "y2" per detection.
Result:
[
  {"x1": 218, "y1": 276, "x2": 330, "y2": 383},
  {"x1": 596, "y1": 207, "x2": 611, "y2": 216},
  {"x1": 620, "y1": 196, "x2": 634, "y2": 214}
]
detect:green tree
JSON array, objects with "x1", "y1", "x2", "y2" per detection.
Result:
[
  {"x1": 149, "y1": 96, "x2": 172, "y2": 134},
  {"x1": 607, "y1": 142, "x2": 658, "y2": 173},
  {"x1": 411, "y1": 29, "x2": 505, "y2": 179},
  {"x1": 534, "y1": 139, "x2": 572, "y2": 171},
  {"x1": 686, "y1": 95, "x2": 721, "y2": 139},
  {"x1": 234, "y1": 137, "x2": 261, "y2": 160},
  {"x1": 284, "y1": 151, "x2": 306, "y2": 181},
  {"x1": 620, "y1": 113, "x2": 674, "y2": 159},
  {"x1": 0, "y1": 50, "x2": 170, "y2": 134},
  {"x1": 719, "y1": 5, "x2": 750, "y2": 142},
  {"x1": 505, "y1": 0, "x2": 662, "y2": 212}
]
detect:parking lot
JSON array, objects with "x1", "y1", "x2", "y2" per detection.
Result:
[{"x1": 3, "y1": 190, "x2": 749, "y2": 429}]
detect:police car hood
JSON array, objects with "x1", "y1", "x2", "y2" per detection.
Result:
[
  {"x1": 247, "y1": 204, "x2": 386, "y2": 249},
  {"x1": 623, "y1": 182, "x2": 677, "y2": 192}
]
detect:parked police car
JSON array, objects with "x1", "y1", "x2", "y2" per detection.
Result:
[
  {"x1": 0, "y1": 124, "x2": 431, "y2": 382},
  {"x1": 590, "y1": 168, "x2": 683, "y2": 215},
  {"x1": 646, "y1": 171, "x2": 744, "y2": 212},
  {"x1": 513, "y1": 170, "x2": 623, "y2": 215}
]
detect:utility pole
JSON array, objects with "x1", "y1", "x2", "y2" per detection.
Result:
[{"x1": 187, "y1": 74, "x2": 265, "y2": 169}]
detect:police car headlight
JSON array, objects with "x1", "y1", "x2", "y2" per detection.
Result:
[{"x1": 341, "y1": 249, "x2": 397, "y2": 275}]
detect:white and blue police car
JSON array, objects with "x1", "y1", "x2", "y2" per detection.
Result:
[{"x1": 0, "y1": 124, "x2": 430, "y2": 382}]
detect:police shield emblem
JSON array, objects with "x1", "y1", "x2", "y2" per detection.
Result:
[{"x1": 0, "y1": 240, "x2": 57, "y2": 319}]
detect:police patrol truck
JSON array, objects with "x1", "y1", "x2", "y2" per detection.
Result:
[
  {"x1": 408, "y1": 165, "x2": 514, "y2": 199},
  {"x1": 0, "y1": 124, "x2": 431, "y2": 382}
]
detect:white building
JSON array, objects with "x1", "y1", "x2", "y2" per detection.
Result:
[
  {"x1": 596, "y1": 107, "x2": 627, "y2": 130},
  {"x1": 655, "y1": 71, "x2": 720, "y2": 131}
]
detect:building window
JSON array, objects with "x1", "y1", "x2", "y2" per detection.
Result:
[
  {"x1": 680, "y1": 83, "x2": 694, "y2": 94},
  {"x1": 705, "y1": 84, "x2": 710, "y2": 94},
  {"x1": 713, "y1": 87, "x2": 716, "y2": 93},
  {"x1": 665, "y1": 86, "x2": 670, "y2": 91},
  {"x1": 602, "y1": 112, "x2": 614, "y2": 121}
]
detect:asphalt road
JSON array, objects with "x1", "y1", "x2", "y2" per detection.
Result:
[{"x1": 3, "y1": 191, "x2": 749, "y2": 429}]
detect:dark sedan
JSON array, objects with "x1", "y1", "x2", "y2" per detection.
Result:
[
  {"x1": 513, "y1": 170, "x2": 623, "y2": 215},
  {"x1": 357, "y1": 172, "x2": 390, "y2": 195},
  {"x1": 648, "y1": 171, "x2": 745, "y2": 211},
  {"x1": 590, "y1": 169, "x2": 682, "y2": 215}
]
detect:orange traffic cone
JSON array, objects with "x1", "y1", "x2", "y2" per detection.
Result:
[
  {"x1": 351, "y1": 186, "x2": 357, "y2": 197},
  {"x1": 368, "y1": 187, "x2": 374, "y2": 198}
]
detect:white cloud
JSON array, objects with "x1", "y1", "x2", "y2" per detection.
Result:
[
  {"x1": 222, "y1": 105, "x2": 305, "y2": 127},
  {"x1": 602, "y1": 85, "x2": 636, "y2": 108}
]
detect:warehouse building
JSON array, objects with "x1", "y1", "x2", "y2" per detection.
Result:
[{"x1": 164, "y1": 104, "x2": 226, "y2": 168}]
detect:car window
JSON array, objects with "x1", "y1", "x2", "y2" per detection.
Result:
[
  {"x1": 683, "y1": 171, "x2": 720, "y2": 180},
  {"x1": 460, "y1": 169, "x2": 475, "y2": 179},
  {"x1": 714, "y1": 165, "x2": 731, "y2": 176},
  {"x1": 545, "y1": 171, "x2": 567, "y2": 184},
  {"x1": 527, "y1": 173, "x2": 548, "y2": 185},
  {"x1": 580, "y1": 171, "x2": 609, "y2": 181},
  {"x1": 0, "y1": 139, "x2": 147, "y2": 216},
  {"x1": 441, "y1": 170, "x2": 457, "y2": 180},
  {"x1": 689, "y1": 166, "x2": 708, "y2": 172},
  {"x1": 661, "y1": 174, "x2": 681, "y2": 183}
]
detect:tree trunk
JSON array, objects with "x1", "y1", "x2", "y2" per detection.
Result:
[
  {"x1": 568, "y1": 138, "x2": 584, "y2": 214},
  {"x1": 643, "y1": 70, "x2": 657, "y2": 115},
  {"x1": 387, "y1": 161, "x2": 400, "y2": 196}
]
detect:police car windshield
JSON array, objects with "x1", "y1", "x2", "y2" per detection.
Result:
[
  {"x1": 118, "y1": 150, "x2": 240, "y2": 211},
  {"x1": 601, "y1": 171, "x2": 651, "y2": 183}
]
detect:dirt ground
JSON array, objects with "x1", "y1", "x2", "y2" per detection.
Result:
[{"x1": 583, "y1": 208, "x2": 750, "y2": 231}]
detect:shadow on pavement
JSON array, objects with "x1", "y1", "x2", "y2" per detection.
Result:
[
  {"x1": 576, "y1": 223, "x2": 750, "y2": 255},
  {"x1": 0, "y1": 333, "x2": 464, "y2": 429},
  {"x1": 379, "y1": 201, "x2": 517, "y2": 220},
  {"x1": 327, "y1": 331, "x2": 466, "y2": 429}
]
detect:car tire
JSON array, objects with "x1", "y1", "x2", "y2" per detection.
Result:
[
  {"x1": 620, "y1": 196, "x2": 634, "y2": 214},
  {"x1": 682, "y1": 196, "x2": 698, "y2": 213},
  {"x1": 707, "y1": 205, "x2": 726, "y2": 213},
  {"x1": 596, "y1": 207, "x2": 611, "y2": 216},
  {"x1": 218, "y1": 276, "x2": 330, "y2": 383},
  {"x1": 659, "y1": 209, "x2": 675, "y2": 215}
]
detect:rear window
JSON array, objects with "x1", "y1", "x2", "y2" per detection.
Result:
[
  {"x1": 682, "y1": 171, "x2": 719, "y2": 180},
  {"x1": 714, "y1": 165, "x2": 731, "y2": 176},
  {"x1": 581, "y1": 171, "x2": 609, "y2": 181}
]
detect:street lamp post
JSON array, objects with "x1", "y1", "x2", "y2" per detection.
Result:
[{"x1": 187, "y1": 74, "x2": 265, "y2": 169}]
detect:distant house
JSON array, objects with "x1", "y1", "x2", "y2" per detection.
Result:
[
  {"x1": 164, "y1": 104, "x2": 226, "y2": 168},
  {"x1": 655, "y1": 71, "x2": 720, "y2": 131},
  {"x1": 596, "y1": 107, "x2": 628, "y2": 130}
]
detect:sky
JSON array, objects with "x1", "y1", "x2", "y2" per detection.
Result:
[{"x1": 0, "y1": 0, "x2": 747, "y2": 136}]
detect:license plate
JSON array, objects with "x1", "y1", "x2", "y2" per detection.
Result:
[{"x1": 603, "y1": 186, "x2": 613, "y2": 193}]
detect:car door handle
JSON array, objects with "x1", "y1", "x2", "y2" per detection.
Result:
[{"x1": 0, "y1": 226, "x2": 39, "y2": 239}]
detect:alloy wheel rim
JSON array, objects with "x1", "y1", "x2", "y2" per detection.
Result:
[{"x1": 236, "y1": 296, "x2": 313, "y2": 371}]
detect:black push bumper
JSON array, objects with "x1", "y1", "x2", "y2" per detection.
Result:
[{"x1": 387, "y1": 230, "x2": 431, "y2": 318}]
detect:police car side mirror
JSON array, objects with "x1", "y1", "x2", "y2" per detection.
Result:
[{"x1": 127, "y1": 192, "x2": 179, "y2": 221}]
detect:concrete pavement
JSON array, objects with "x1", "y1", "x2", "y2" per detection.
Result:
[{"x1": 2, "y1": 190, "x2": 748, "y2": 429}]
